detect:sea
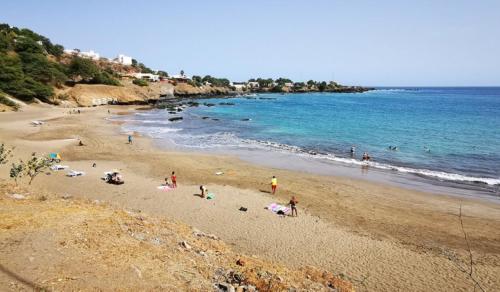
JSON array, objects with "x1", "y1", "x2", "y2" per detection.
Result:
[{"x1": 114, "y1": 87, "x2": 500, "y2": 200}]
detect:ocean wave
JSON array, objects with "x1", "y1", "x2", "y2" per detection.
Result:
[{"x1": 166, "y1": 131, "x2": 500, "y2": 186}]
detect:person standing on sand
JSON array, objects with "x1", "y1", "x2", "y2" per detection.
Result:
[
  {"x1": 128, "y1": 135, "x2": 132, "y2": 144},
  {"x1": 171, "y1": 171, "x2": 177, "y2": 188},
  {"x1": 200, "y1": 185, "x2": 207, "y2": 198},
  {"x1": 271, "y1": 176, "x2": 278, "y2": 194},
  {"x1": 290, "y1": 196, "x2": 298, "y2": 217}
]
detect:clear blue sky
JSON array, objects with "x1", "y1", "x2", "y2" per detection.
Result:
[{"x1": 2, "y1": 0, "x2": 500, "y2": 86}]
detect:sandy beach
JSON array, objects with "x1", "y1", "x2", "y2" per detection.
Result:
[{"x1": 1, "y1": 105, "x2": 499, "y2": 291}]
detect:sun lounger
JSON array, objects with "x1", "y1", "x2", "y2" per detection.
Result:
[
  {"x1": 51, "y1": 165, "x2": 69, "y2": 171},
  {"x1": 31, "y1": 121, "x2": 44, "y2": 126},
  {"x1": 215, "y1": 171, "x2": 224, "y2": 176},
  {"x1": 67, "y1": 170, "x2": 85, "y2": 177},
  {"x1": 207, "y1": 193, "x2": 215, "y2": 200}
]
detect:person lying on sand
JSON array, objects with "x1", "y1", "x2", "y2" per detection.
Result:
[
  {"x1": 290, "y1": 196, "x2": 298, "y2": 217},
  {"x1": 200, "y1": 185, "x2": 207, "y2": 198}
]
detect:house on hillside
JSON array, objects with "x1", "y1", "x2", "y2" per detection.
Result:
[
  {"x1": 64, "y1": 49, "x2": 100, "y2": 60},
  {"x1": 169, "y1": 74, "x2": 191, "y2": 83},
  {"x1": 231, "y1": 82, "x2": 247, "y2": 90},
  {"x1": 133, "y1": 73, "x2": 160, "y2": 82},
  {"x1": 78, "y1": 50, "x2": 100, "y2": 60},
  {"x1": 114, "y1": 54, "x2": 133, "y2": 66}
]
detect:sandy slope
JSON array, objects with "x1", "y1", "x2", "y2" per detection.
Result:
[{"x1": 0, "y1": 105, "x2": 499, "y2": 291}]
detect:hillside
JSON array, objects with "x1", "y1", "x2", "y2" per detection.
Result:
[{"x1": 0, "y1": 182, "x2": 352, "y2": 291}]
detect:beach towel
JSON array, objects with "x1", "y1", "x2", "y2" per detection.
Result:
[
  {"x1": 157, "y1": 185, "x2": 173, "y2": 192},
  {"x1": 31, "y1": 121, "x2": 44, "y2": 126},
  {"x1": 207, "y1": 193, "x2": 215, "y2": 200},
  {"x1": 51, "y1": 165, "x2": 69, "y2": 171},
  {"x1": 266, "y1": 203, "x2": 290, "y2": 215},
  {"x1": 67, "y1": 170, "x2": 85, "y2": 177}
]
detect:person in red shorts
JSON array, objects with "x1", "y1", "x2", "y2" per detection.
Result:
[{"x1": 171, "y1": 171, "x2": 177, "y2": 188}]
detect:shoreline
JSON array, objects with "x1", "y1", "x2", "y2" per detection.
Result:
[
  {"x1": 1, "y1": 105, "x2": 500, "y2": 291},
  {"x1": 122, "y1": 98, "x2": 500, "y2": 201}
]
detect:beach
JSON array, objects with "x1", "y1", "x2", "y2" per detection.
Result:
[{"x1": 1, "y1": 104, "x2": 499, "y2": 291}]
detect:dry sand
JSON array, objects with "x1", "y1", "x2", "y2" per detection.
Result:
[{"x1": 0, "y1": 105, "x2": 499, "y2": 291}]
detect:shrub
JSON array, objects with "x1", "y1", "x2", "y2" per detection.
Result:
[
  {"x1": 91, "y1": 71, "x2": 120, "y2": 86},
  {"x1": 0, "y1": 94, "x2": 19, "y2": 110},
  {"x1": 133, "y1": 78, "x2": 148, "y2": 87}
]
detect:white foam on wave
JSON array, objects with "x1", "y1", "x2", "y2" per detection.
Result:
[
  {"x1": 318, "y1": 155, "x2": 500, "y2": 186},
  {"x1": 169, "y1": 132, "x2": 500, "y2": 186}
]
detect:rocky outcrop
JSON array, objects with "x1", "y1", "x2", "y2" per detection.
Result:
[
  {"x1": 174, "y1": 83, "x2": 230, "y2": 96},
  {"x1": 55, "y1": 81, "x2": 176, "y2": 107}
]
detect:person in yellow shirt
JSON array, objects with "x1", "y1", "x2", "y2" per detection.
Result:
[{"x1": 271, "y1": 176, "x2": 277, "y2": 194}]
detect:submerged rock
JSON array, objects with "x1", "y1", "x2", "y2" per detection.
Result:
[{"x1": 168, "y1": 117, "x2": 183, "y2": 122}]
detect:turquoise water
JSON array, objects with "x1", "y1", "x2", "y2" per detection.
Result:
[{"x1": 119, "y1": 88, "x2": 500, "y2": 189}]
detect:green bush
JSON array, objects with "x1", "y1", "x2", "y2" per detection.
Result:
[
  {"x1": 0, "y1": 93, "x2": 19, "y2": 110},
  {"x1": 91, "y1": 71, "x2": 120, "y2": 86},
  {"x1": 133, "y1": 78, "x2": 149, "y2": 87}
]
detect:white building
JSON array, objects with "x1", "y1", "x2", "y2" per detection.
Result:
[
  {"x1": 169, "y1": 74, "x2": 191, "y2": 83},
  {"x1": 78, "y1": 50, "x2": 100, "y2": 60},
  {"x1": 64, "y1": 49, "x2": 100, "y2": 60},
  {"x1": 231, "y1": 82, "x2": 247, "y2": 90},
  {"x1": 115, "y1": 54, "x2": 133, "y2": 66},
  {"x1": 133, "y1": 73, "x2": 160, "y2": 82}
]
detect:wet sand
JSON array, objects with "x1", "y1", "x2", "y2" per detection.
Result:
[{"x1": 0, "y1": 105, "x2": 499, "y2": 291}]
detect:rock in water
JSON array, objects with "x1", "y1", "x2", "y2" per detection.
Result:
[{"x1": 168, "y1": 117, "x2": 183, "y2": 122}]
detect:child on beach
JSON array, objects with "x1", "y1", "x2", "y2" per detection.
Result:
[
  {"x1": 200, "y1": 185, "x2": 207, "y2": 198},
  {"x1": 290, "y1": 196, "x2": 298, "y2": 217},
  {"x1": 271, "y1": 176, "x2": 277, "y2": 194},
  {"x1": 171, "y1": 171, "x2": 177, "y2": 188},
  {"x1": 128, "y1": 135, "x2": 133, "y2": 144},
  {"x1": 164, "y1": 177, "x2": 170, "y2": 187}
]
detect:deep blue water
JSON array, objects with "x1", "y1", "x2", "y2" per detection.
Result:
[{"x1": 118, "y1": 88, "x2": 500, "y2": 187}]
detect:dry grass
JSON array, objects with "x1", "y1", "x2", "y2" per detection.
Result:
[{"x1": 0, "y1": 182, "x2": 352, "y2": 291}]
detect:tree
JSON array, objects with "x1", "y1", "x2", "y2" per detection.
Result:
[
  {"x1": 24, "y1": 152, "x2": 53, "y2": 185},
  {"x1": 257, "y1": 78, "x2": 274, "y2": 88},
  {"x1": 14, "y1": 37, "x2": 44, "y2": 54},
  {"x1": 157, "y1": 70, "x2": 168, "y2": 77},
  {"x1": 0, "y1": 143, "x2": 12, "y2": 165},
  {"x1": 68, "y1": 56, "x2": 99, "y2": 82},
  {"x1": 318, "y1": 81, "x2": 327, "y2": 92},
  {"x1": 9, "y1": 161, "x2": 24, "y2": 186},
  {"x1": 307, "y1": 80, "x2": 316, "y2": 87},
  {"x1": 131, "y1": 58, "x2": 138, "y2": 67},
  {"x1": 191, "y1": 75, "x2": 202, "y2": 86},
  {"x1": 180, "y1": 70, "x2": 185, "y2": 76},
  {"x1": 276, "y1": 78, "x2": 293, "y2": 86}
]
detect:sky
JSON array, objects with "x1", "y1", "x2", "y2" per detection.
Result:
[{"x1": 2, "y1": 0, "x2": 500, "y2": 86}]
